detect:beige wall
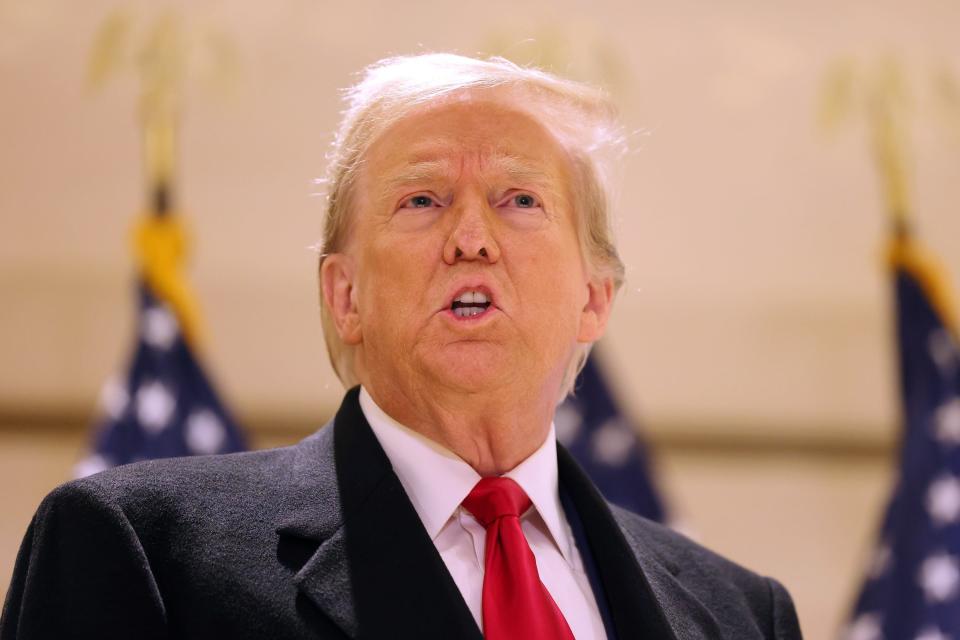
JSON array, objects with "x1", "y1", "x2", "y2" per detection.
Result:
[
  {"x1": 3, "y1": 0, "x2": 959, "y2": 435},
  {"x1": 2, "y1": 1, "x2": 959, "y2": 637}
]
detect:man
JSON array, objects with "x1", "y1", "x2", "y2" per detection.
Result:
[{"x1": 2, "y1": 53, "x2": 802, "y2": 639}]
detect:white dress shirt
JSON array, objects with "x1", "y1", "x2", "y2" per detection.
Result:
[{"x1": 359, "y1": 387, "x2": 607, "y2": 639}]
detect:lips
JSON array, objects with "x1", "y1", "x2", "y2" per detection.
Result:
[
  {"x1": 443, "y1": 284, "x2": 498, "y2": 320},
  {"x1": 451, "y1": 290, "x2": 491, "y2": 318}
]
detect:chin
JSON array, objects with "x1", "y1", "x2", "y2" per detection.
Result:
[{"x1": 422, "y1": 345, "x2": 515, "y2": 393}]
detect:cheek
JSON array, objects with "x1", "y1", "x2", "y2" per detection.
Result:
[
  {"x1": 356, "y1": 237, "x2": 439, "y2": 325},
  {"x1": 509, "y1": 237, "x2": 586, "y2": 324}
]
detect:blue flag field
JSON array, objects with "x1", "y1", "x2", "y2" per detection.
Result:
[{"x1": 846, "y1": 242, "x2": 960, "y2": 640}]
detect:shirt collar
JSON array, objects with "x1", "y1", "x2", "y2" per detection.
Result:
[
  {"x1": 502, "y1": 422, "x2": 575, "y2": 564},
  {"x1": 358, "y1": 386, "x2": 575, "y2": 564},
  {"x1": 360, "y1": 387, "x2": 478, "y2": 541}
]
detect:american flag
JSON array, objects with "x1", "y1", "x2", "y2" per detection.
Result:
[
  {"x1": 555, "y1": 352, "x2": 667, "y2": 522},
  {"x1": 75, "y1": 283, "x2": 246, "y2": 477},
  {"x1": 845, "y1": 249, "x2": 960, "y2": 640}
]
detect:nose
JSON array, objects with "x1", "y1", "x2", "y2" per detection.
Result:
[{"x1": 442, "y1": 197, "x2": 501, "y2": 265}]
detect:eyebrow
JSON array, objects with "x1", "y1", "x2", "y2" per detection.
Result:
[
  {"x1": 490, "y1": 153, "x2": 567, "y2": 205},
  {"x1": 380, "y1": 159, "x2": 454, "y2": 201},
  {"x1": 493, "y1": 153, "x2": 560, "y2": 187},
  {"x1": 379, "y1": 152, "x2": 563, "y2": 202}
]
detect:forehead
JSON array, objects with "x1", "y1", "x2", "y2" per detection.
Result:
[{"x1": 362, "y1": 95, "x2": 573, "y2": 185}]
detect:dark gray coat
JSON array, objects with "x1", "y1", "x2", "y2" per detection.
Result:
[{"x1": 2, "y1": 387, "x2": 802, "y2": 639}]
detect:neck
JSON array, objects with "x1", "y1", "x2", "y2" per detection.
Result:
[{"x1": 360, "y1": 377, "x2": 557, "y2": 477}]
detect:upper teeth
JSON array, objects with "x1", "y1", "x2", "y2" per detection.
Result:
[{"x1": 455, "y1": 291, "x2": 489, "y2": 304}]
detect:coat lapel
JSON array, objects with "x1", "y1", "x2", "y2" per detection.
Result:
[
  {"x1": 558, "y1": 445, "x2": 722, "y2": 640},
  {"x1": 278, "y1": 388, "x2": 719, "y2": 639},
  {"x1": 609, "y1": 508, "x2": 727, "y2": 640},
  {"x1": 276, "y1": 387, "x2": 481, "y2": 640},
  {"x1": 275, "y1": 420, "x2": 358, "y2": 638}
]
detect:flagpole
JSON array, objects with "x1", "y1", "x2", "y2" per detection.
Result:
[
  {"x1": 77, "y1": 9, "x2": 247, "y2": 476},
  {"x1": 130, "y1": 10, "x2": 203, "y2": 346},
  {"x1": 834, "y1": 55, "x2": 960, "y2": 640},
  {"x1": 866, "y1": 59, "x2": 912, "y2": 239},
  {"x1": 852, "y1": 57, "x2": 959, "y2": 338}
]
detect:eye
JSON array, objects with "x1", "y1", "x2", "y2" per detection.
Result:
[
  {"x1": 512, "y1": 193, "x2": 539, "y2": 208},
  {"x1": 495, "y1": 191, "x2": 547, "y2": 229},
  {"x1": 402, "y1": 194, "x2": 438, "y2": 209},
  {"x1": 500, "y1": 192, "x2": 541, "y2": 209}
]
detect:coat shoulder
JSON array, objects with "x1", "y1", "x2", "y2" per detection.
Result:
[
  {"x1": 610, "y1": 504, "x2": 764, "y2": 583},
  {"x1": 609, "y1": 505, "x2": 803, "y2": 639},
  {"x1": 4, "y1": 426, "x2": 343, "y2": 639},
  {"x1": 44, "y1": 424, "x2": 337, "y2": 530}
]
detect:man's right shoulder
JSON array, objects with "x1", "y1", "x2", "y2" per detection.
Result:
[
  {"x1": 2, "y1": 424, "x2": 347, "y2": 639},
  {"x1": 41, "y1": 423, "x2": 337, "y2": 526}
]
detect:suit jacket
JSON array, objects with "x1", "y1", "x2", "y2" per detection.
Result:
[{"x1": 2, "y1": 387, "x2": 802, "y2": 639}]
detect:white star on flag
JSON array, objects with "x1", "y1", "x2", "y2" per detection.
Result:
[
  {"x1": 136, "y1": 380, "x2": 176, "y2": 433},
  {"x1": 915, "y1": 626, "x2": 950, "y2": 640},
  {"x1": 186, "y1": 409, "x2": 226, "y2": 455},
  {"x1": 141, "y1": 306, "x2": 179, "y2": 350},
  {"x1": 927, "y1": 475, "x2": 960, "y2": 526},
  {"x1": 869, "y1": 542, "x2": 892, "y2": 579},
  {"x1": 73, "y1": 454, "x2": 111, "y2": 479},
  {"x1": 919, "y1": 552, "x2": 960, "y2": 602},
  {"x1": 929, "y1": 328, "x2": 959, "y2": 376},
  {"x1": 98, "y1": 377, "x2": 129, "y2": 420},
  {"x1": 553, "y1": 402, "x2": 584, "y2": 446},
  {"x1": 844, "y1": 612, "x2": 883, "y2": 640},
  {"x1": 935, "y1": 398, "x2": 960, "y2": 445},
  {"x1": 591, "y1": 418, "x2": 634, "y2": 467}
]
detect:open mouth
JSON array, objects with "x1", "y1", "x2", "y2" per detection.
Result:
[{"x1": 450, "y1": 290, "x2": 493, "y2": 318}]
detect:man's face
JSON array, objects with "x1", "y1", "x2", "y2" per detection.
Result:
[{"x1": 327, "y1": 94, "x2": 611, "y2": 398}]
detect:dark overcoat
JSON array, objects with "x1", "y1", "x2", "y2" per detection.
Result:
[{"x1": 1, "y1": 387, "x2": 802, "y2": 639}]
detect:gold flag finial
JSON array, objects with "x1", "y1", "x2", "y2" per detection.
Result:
[
  {"x1": 137, "y1": 10, "x2": 186, "y2": 196},
  {"x1": 821, "y1": 55, "x2": 960, "y2": 336},
  {"x1": 88, "y1": 9, "x2": 238, "y2": 199},
  {"x1": 819, "y1": 55, "x2": 913, "y2": 233},
  {"x1": 870, "y1": 57, "x2": 911, "y2": 232},
  {"x1": 86, "y1": 9, "x2": 238, "y2": 347}
]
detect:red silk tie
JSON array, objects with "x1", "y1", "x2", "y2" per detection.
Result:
[{"x1": 462, "y1": 477, "x2": 576, "y2": 640}]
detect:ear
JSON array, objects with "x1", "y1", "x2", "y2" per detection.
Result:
[
  {"x1": 320, "y1": 253, "x2": 363, "y2": 345},
  {"x1": 577, "y1": 276, "x2": 615, "y2": 343}
]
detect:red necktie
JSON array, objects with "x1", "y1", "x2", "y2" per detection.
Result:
[{"x1": 462, "y1": 477, "x2": 576, "y2": 640}]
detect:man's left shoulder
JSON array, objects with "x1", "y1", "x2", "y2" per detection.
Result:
[
  {"x1": 609, "y1": 504, "x2": 803, "y2": 638},
  {"x1": 610, "y1": 504, "x2": 773, "y2": 588}
]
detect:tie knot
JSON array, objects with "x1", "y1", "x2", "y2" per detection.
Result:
[{"x1": 462, "y1": 477, "x2": 532, "y2": 527}]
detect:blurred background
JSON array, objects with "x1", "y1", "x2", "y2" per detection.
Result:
[{"x1": 3, "y1": 1, "x2": 960, "y2": 638}]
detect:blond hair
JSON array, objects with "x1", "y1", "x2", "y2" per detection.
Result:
[{"x1": 319, "y1": 53, "x2": 626, "y2": 402}]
